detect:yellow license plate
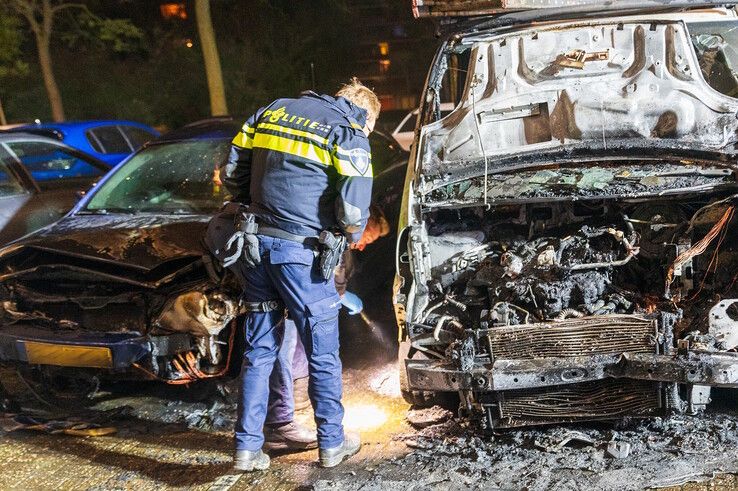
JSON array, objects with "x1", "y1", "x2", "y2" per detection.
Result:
[{"x1": 25, "y1": 341, "x2": 113, "y2": 368}]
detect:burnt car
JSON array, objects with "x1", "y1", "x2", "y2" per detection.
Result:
[
  {"x1": 0, "y1": 122, "x2": 406, "y2": 402},
  {"x1": 396, "y1": 1, "x2": 738, "y2": 428},
  {"x1": 0, "y1": 133, "x2": 110, "y2": 245}
]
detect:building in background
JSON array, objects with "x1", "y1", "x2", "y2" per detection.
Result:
[{"x1": 348, "y1": 1, "x2": 436, "y2": 112}]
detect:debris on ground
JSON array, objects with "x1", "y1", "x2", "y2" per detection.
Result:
[
  {"x1": 0, "y1": 407, "x2": 130, "y2": 437},
  {"x1": 182, "y1": 400, "x2": 232, "y2": 431},
  {"x1": 533, "y1": 429, "x2": 595, "y2": 453},
  {"x1": 405, "y1": 405, "x2": 453, "y2": 429},
  {"x1": 336, "y1": 402, "x2": 738, "y2": 491},
  {"x1": 606, "y1": 440, "x2": 631, "y2": 459},
  {"x1": 4, "y1": 365, "x2": 738, "y2": 490},
  {"x1": 369, "y1": 365, "x2": 402, "y2": 397}
]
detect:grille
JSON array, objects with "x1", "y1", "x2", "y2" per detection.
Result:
[
  {"x1": 491, "y1": 379, "x2": 663, "y2": 428},
  {"x1": 12, "y1": 278, "x2": 149, "y2": 332},
  {"x1": 487, "y1": 315, "x2": 657, "y2": 360},
  {"x1": 32, "y1": 302, "x2": 147, "y2": 332},
  {"x1": 18, "y1": 294, "x2": 148, "y2": 333}
]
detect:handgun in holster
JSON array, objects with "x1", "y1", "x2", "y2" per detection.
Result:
[{"x1": 318, "y1": 230, "x2": 347, "y2": 281}]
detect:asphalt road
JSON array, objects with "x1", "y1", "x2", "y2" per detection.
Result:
[
  {"x1": 0, "y1": 365, "x2": 412, "y2": 491},
  {"x1": 3, "y1": 365, "x2": 738, "y2": 490}
]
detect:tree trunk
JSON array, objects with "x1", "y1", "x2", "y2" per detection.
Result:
[
  {"x1": 36, "y1": 31, "x2": 65, "y2": 122},
  {"x1": 0, "y1": 98, "x2": 7, "y2": 126},
  {"x1": 195, "y1": 0, "x2": 228, "y2": 116}
]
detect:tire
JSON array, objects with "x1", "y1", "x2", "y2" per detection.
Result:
[{"x1": 401, "y1": 388, "x2": 439, "y2": 407}]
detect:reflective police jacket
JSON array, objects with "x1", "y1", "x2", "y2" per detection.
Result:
[{"x1": 223, "y1": 91, "x2": 373, "y2": 243}]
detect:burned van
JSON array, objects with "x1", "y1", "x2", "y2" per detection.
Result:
[{"x1": 396, "y1": 1, "x2": 738, "y2": 428}]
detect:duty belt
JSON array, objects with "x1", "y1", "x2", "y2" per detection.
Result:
[
  {"x1": 259, "y1": 225, "x2": 320, "y2": 246},
  {"x1": 242, "y1": 300, "x2": 284, "y2": 313}
]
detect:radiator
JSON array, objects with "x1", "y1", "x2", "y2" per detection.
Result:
[
  {"x1": 490, "y1": 379, "x2": 663, "y2": 428},
  {"x1": 487, "y1": 314, "x2": 658, "y2": 360},
  {"x1": 484, "y1": 315, "x2": 665, "y2": 428}
]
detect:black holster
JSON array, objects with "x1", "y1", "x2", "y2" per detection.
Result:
[{"x1": 318, "y1": 230, "x2": 347, "y2": 281}]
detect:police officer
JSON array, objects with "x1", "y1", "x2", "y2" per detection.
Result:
[
  {"x1": 204, "y1": 205, "x2": 317, "y2": 453},
  {"x1": 222, "y1": 79, "x2": 380, "y2": 471}
]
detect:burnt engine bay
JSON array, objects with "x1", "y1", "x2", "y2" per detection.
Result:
[{"x1": 405, "y1": 189, "x2": 738, "y2": 428}]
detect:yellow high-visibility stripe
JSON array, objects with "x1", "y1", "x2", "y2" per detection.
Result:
[
  {"x1": 242, "y1": 124, "x2": 255, "y2": 135},
  {"x1": 232, "y1": 131, "x2": 254, "y2": 149},
  {"x1": 333, "y1": 143, "x2": 373, "y2": 177},
  {"x1": 257, "y1": 122, "x2": 329, "y2": 145},
  {"x1": 350, "y1": 122, "x2": 363, "y2": 130},
  {"x1": 333, "y1": 157, "x2": 373, "y2": 177},
  {"x1": 252, "y1": 133, "x2": 331, "y2": 166}
]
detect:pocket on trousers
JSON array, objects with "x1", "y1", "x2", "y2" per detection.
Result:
[
  {"x1": 269, "y1": 245, "x2": 316, "y2": 266},
  {"x1": 305, "y1": 294, "x2": 341, "y2": 356}
]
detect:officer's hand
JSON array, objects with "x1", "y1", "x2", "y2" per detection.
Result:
[
  {"x1": 340, "y1": 291, "x2": 363, "y2": 315},
  {"x1": 243, "y1": 234, "x2": 261, "y2": 268}
]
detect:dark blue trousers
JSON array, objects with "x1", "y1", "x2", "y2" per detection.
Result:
[
  {"x1": 264, "y1": 317, "x2": 295, "y2": 426},
  {"x1": 235, "y1": 235, "x2": 345, "y2": 451}
]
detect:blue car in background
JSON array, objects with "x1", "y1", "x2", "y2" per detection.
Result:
[{"x1": 10, "y1": 121, "x2": 159, "y2": 168}]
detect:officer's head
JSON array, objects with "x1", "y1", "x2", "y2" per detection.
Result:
[{"x1": 336, "y1": 78, "x2": 381, "y2": 136}]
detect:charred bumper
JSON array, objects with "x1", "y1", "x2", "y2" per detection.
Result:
[
  {"x1": 406, "y1": 350, "x2": 738, "y2": 393},
  {"x1": 405, "y1": 314, "x2": 738, "y2": 427},
  {"x1": 0, "y1": 325, "x2": 192, "y2": 370}
]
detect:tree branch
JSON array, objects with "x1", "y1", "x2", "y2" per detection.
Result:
[
  {"x1": 8, "y1": 0, "x2": 41, "y2": 34},
  {"x1": 50, "y1": 2, "x2": 94, "y2": 16},
  {"x1": 42, "y1": 0, "x2": 52, "y2": 37}
]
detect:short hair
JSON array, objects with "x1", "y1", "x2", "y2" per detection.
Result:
[{"x1": 336, "y1": 77, "x2": 381, "y2": 123}]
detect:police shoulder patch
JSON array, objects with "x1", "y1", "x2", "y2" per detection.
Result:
[{"x1": 347, "y1": 148, "x2": 371, "y2": 176}]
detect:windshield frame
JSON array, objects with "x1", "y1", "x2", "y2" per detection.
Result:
[
  {"x1": 72, "y1": 138, "x2": 230, "y2": 217},
  {"x1": 421, "y1": 154, "x2": 738, "y2": 209},
  {"x1": 421, "y1": 143, "x2": 738, "y2": 194}
]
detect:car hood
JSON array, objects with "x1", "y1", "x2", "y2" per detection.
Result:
[
  {"x1": 419, "y1": 15, "x2": 738, "y2": 181},
  {"x1": 0, "y1": 214, "x2": 210, "y2": 275},
  {"x1": 414, "y1": 1, "x2": 738, "y2": 19}
]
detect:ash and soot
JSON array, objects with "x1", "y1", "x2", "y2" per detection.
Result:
[{"x1": 315, "y1": 395, "x2": 738, "y2": 491}]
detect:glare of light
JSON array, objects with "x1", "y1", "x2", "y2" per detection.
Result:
[
  {"x1": 379, "y1": 59, "x2": 391, "y2": 73},
  {"x1": 378, "y1": 42, "x2": 390, "y2": 56},
  {"x1": 160, "y1": 3, "x2": 188, "y2": 20},
  {"x1": 185, "y1": 39, "x2": 194, "y2": 48},
  {"x1": 369, "y1": 365, "x2": 402, "y2": 398},
  {"x1": 343, "y1": 403, "x2": 388, "y2": 431}
]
